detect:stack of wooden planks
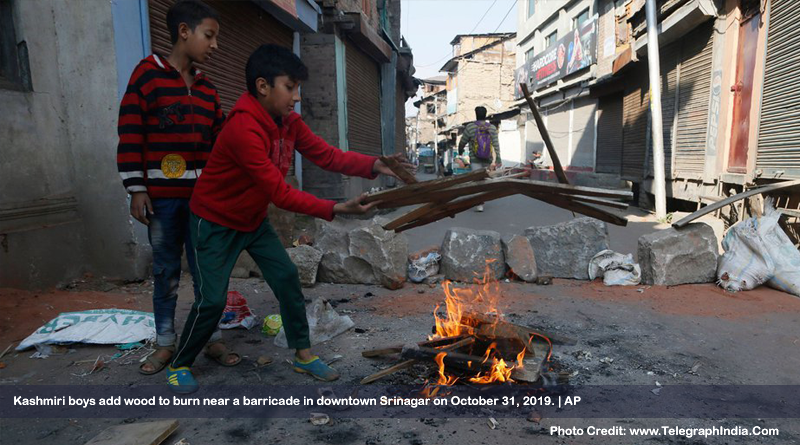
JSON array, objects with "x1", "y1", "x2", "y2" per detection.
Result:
[{"x1": 364, "y1": 168, "x2": 633, "y2": 232}]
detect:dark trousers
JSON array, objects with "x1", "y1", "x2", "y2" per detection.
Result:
[{"x1": 171, "y1": 213, "x2": 310, "y2": 368}]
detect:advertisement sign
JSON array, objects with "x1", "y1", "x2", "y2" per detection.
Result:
[{"x1": 515, "y1": 20, "x2": 597, "y2": 96}]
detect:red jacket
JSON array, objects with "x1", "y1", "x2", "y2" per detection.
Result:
[
  {"x1": 117, "y1": 54, "x2": 225, "y2": 198},
  {"x1": 190, "y1": 93, "x2": 378, "y2": 232}
]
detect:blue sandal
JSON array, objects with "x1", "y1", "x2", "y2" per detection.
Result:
[
  {"x1": 293, "y1": 356, "x2": 340, "y2": 382},
  {"x1": 166, "y1": 366, "x2": 199, "y2": 394}
]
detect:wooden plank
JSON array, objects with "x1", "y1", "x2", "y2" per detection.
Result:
[
  {"x1": 379, "y1": 156, "x2": 418, "y2": 184},
  {"x1": 85, "y1": 420, "x2": 179, "y2": 445},
  {"x1": 513, "y1": 179, "x2": 633, "y2": 200},
  {"x1": 463, "y1": 312, "x2": 576, "y2": 346},
  {"x1": 361, "y1": 335, "x2": 468, "y2": 358},
  {"x1": 400, "y1": 346, "x2": 493, "y2": 373},
  {"x1": 519, "y1": 190, "x2": 629, "y2": 226},
  {"x1": 383, "y1": 202, "x2": 442, "y2": 231},
  {"x1": 672, "y1": 180, "x2": 800, "y2": 228},
  {"x1": 568, "y1": 195, "x2": 629, "y2": 210},
  {"x1": 360, "y1": 337, "x2": 476, "y2": 384},
  {"x1": 363, "y1": 169, "x2": 490, "y2": 205},
  {"x1": 521, "y1": 83, "x2": 569, "y2": 185},
  {"x1": 393, "y1": 189, "x2": 518, "y2": 232}
]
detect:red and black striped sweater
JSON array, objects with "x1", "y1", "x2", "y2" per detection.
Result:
[{"x1": 117, "y1": 54, "x2": 225, "y2": 199}]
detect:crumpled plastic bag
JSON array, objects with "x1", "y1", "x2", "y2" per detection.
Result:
[
  {"x1": 274, "y1": 298, "x2": 354, "y2": 348},
  {"x1": 408, "y1": 250, "x2": 442, "y2": 283},
  {"x1": 17, "y1": 309, "x2": 155, "y2": 351},
  {"x1": 588, "y1": 250, "x2": 641, "y2": 286},
  {"x1": 218, "y1": 291, "x2": 258, "y2": 330},
  {"x1": 718, "y1": 199, "x2": 800, "y2": 296}
]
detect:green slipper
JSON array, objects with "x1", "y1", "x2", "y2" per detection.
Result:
[
  {"x1": 293, "y1": 356, "x2": 340, "y2": 382},
  {"x1": 166, "y1": 366, "x2": 199, "y2": 394}
]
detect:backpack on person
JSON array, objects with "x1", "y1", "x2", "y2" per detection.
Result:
[{"x1": 473, "y1": 121, "x2": 493, "y2": 161}]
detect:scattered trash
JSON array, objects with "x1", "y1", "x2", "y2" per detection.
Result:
[
  {"x1": 487, "y1": 417, "x2": 498, "y2": 429},
  {"x1": 310, "y1": 412, "x2": 330, "y2": 426},
  {"x1": 256, "y1": 356, "x2": 273, "y2": 367},
  {"x1": 527, "y1": 411, "x2": 542, "y2": 423},
  {"x1": 717, "y1": 199, "x2": 800, "y2": 297},
  {"x1": 219, "y1": 291, "x2": 258, "y2": 330},
  {"x1": 588, "y1": 250, "x2": 641, "y2": 286},
  {"x1": 327, "y1": 354, "x2": 343, "y2": 365},
  {"x1": 17, "y1": 309, "x2": 155, "y2": 351},
  {"x1": 173, "y1": 439, "x2": 190, "y2": 445},
  {"x1": 408, "y1": 249, "x2": 441, "y2": 283},
  {"x1": 116, "y1": 342, "x2": 144, "y2": 350},
  {"x1": 274, "y1": 298, "x2": 354, "y2": 348},
  {"x1": 572, "y1": 350, "x2": 592, "y2": 361},
  {"x1": 424, "y1": 274, "x2": 445, "y2": 285},
  {"x1": 599, "y1": 357, "x2": 614, "y2": 365},
  {"x1": 262, "y1": 314, "x2": 283, "y2": 336},
  {"x1": 536, "y1": 275, "x2": 553, "y2": 285}
]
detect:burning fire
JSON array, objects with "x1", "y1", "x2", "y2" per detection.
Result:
[{"x1": 428, "y1": 263, "x2": 529, "y2": 385}]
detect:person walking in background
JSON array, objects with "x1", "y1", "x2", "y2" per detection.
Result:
[{"x1": 458, "y1": 106, "x2": 501, "y2": 211}]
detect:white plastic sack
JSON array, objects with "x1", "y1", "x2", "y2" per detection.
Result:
[
  {"x1": 717, "y1": 199, "x2": 800, "y2": 296},
  {"x1": 408, "y1": 251, "x2": 442, "y2": 283},
  {"x1": 588, "y1": 250, "x2": 641, "y2": 286},
  {"x1": 16, "y1": 309, "x2": 155, "y2": 351},
  {"x1": 274, "y1": 298, "x2": 354, "y2": 348}
]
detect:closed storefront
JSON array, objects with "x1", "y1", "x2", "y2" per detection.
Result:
[
  {"x1": 596, "y1": 92, "x2": 623, "y2": 175},
  {"x1": 621, "y1": 62, "x2": 649, "y2": 181},
  {"x1": 674, "y1": 22, "x2": 714, "y2": 177},
  {"x1": 149, "y1": 0, "x2": 295, "y2": 173},
  {"x1": 757, "y1": 0, "x2": 800, "y2": 179},
  {"x1": 345, "y1": 39, "x2": 382, "y2": 156},
  {"x1": 651, "y1": 40, "x2": 679, "y2": 179},
  {"x1": 395, "y1": 79, "x2": 406, "y2": 155}
]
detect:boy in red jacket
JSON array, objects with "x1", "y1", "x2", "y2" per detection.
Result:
[
  {"x1": 117, "y1": 0, "x2": 239, "y2": 375},
  {"x1": 167, "y1": 44, "x2": 410, "y2": 393}
]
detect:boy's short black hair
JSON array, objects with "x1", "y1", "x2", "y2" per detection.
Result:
[
  {"x1": 246, "y1": 44, "x2": 309, "y2": 96},
  {"x1": 166, "y1": 0, "x2": 219, "y2": 44},
  {"x1": 475, "y1": 106, "x2": 488, "y2": 120}
]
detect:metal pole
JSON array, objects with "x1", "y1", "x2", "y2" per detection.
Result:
[
  {"x1": 645, "y1": 0, "x2": 667, "y2": 220},
  {"x1": 434, "y1": 96, "x2": 440, "y2": 175}
]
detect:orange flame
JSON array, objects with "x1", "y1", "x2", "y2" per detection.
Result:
[{"x1": 434, "y1": 352, "x2": 458, "y2": 386}]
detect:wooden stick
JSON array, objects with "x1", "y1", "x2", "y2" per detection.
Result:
[
  {"x1": 0, "y1": 343, "x2": 14, "y2": 359},
  {"x1": 363, "y1": 169, "x2": 490, "y2": 205},
  {"x1": 521, "y1": 83, "x2": 569, "y2": 185},
  {"x1": 518, "y1": 190, "x2": 628, "y2": 226},
  {"x1": 400, "y1": 345, "x2": 492, "y2": 373},
  {"x1": 383, "y1": 202, "x2": 444, "y2": 231},
  {"x1": 393, "y1": 189, "x2": 518, "y2": 232},
  {"x1": 360, "y1": 337, "x2": 476, "y2": 384},
  {"x1": 361, "y1": 335, "x2": 468, "y2": 358},
  {"x1": 463, "y1": 311, "x2": 577, "y2": 346},
  {"x1": 380, "y1": 156, "x2": 418, "y2": 184}
]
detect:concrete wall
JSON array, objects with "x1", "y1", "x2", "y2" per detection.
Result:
[{"x1": 0, "y1": 0, "x2": 148, "y2": 289}]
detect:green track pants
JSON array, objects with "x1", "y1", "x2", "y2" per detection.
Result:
[{"x1": 171, "y1": 213, "x2": 310, "y2": 368}]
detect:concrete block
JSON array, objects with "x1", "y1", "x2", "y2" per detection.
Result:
[
  {"x1": 287, "y1": 245, "x2": 323, "y2": 287},
  {"x1": 637, "y1": 222, "x2": 719, "y2": 286},
  {"x1": 524, "y1": 218, "x2": 610, "y2": 279},
  {"x1": 440, "y1": 228, "x2": 505, "y2": 282},
  {"x1": 502, "y1": 235, "x2": 538, "y2": 282}
]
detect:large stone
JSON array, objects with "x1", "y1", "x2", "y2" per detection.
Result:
[
  {"x1": 440, "y1": 228, "x2": 505, "y2": 282},
  {"x1": 287, "y1": 245, "x2": 323, "y2": 287},
  {"x1": 638, "y1": 222, "x2": 719, "y2": 286},
  {"x1": 232, "y1": 251, "x2": 261, "y2": 278},
  {"x1": 316, "y1": 219, "x2": 376, "y2": 285},
  {"x1": 316, "y1": 217, "x2": 408, "y2": 289},
  {"x1": 349, "y1": 222, "x2": 408, "y2": 289},
  {"x1": 502, "y1": 235, "x2": 538, "y2": 282},
  {"x1": 524, "y1": 218, "x2": 610, "y2": 279}
]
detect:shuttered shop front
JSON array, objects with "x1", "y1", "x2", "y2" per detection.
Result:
[
  {"x1": 673, "y1": 22, "x2": 714, "y2": 177},
  {"x1": 757, "y1": 0, "x2": 800, "y2": 179},
  {"x1": 345, "y1": 40, "x2": 382, "y2": 155},
  {"x1": 149, "y1": 0, "x2": 295, "y2": 173},
  {"x1": 395, "y1": 80, "x2": 406, "y2": 155},
  {"x1": 621, "y1": 62, "x2": 649, "y2": 181},
  {"x1": 596, "y1": 93, "x2": 623, "y2": 175}
]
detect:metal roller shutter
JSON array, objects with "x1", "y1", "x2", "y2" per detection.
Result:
[
  {"x1": 149, "y1": 0, "x2": 294, "y2": 173},
  {"x1": 622, "y1": 63, "x2": 649, "y2": 180},
  {"x1": 596, "y1": 93, "x2": 623, "y2": 174},
  {"x1": 345, "y1": 39, "x2": 382, "y2": 156},
  {"x1": 757, "y1": 0, "x2": 800, "y2": 179},
  {"x1": 674, "y1": 22, "x2": 714, "y2": 176}
]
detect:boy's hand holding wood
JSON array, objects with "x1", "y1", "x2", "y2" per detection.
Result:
[
  {"x1": 373, "y1": 153, "x2": 416, "y2": 181},
  {"x1": 333, "y1": 193, "x2": 380, "y2": 215}
]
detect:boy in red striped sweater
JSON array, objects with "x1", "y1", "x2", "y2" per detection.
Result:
[
  {"x1": 166, "y1": 44, "x2": 412, "y2": 393},
  {"x1": 116, "y1": 0, "x2": 239, "y2": 375}
]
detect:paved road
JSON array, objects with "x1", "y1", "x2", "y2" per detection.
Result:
[{"x1": 385, "y1": 173, "x2": 662, "y2": 256}]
